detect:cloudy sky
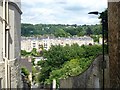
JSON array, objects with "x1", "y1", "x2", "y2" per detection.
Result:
[{"x1": 21, "y1": 0, "x2": 107, "y2": 25}]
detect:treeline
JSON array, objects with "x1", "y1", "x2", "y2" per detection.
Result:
[{"x1": 21, "y1": 23, "x2": 102, "y2": 37}]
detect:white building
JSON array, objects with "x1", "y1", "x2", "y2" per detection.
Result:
[
  {"x1": 0, "y1": 0, "x2": 22, "y2": 88},
  {"x1": 21, "y1": 36, "x2": 94, "y2": 52}
]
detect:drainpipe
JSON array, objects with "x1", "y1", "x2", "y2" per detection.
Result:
[
  {"x1": 6, "y1": 0, "x2": 10, "y2": 88},
  {"x1": 3, "y1": 0, "x2": 6, "y2": 58},
  {"x1": 2, "y1": 0, "x2": 8, "y2": 88},
  {"x1": 6, "y1": 0, "x2": 9, "y2": 59}
]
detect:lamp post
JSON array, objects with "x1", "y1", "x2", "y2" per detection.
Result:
[{"x1": 88, "y1": 11, "x2": 106, "y2": 89}]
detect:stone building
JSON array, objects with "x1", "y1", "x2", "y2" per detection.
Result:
[
  {"x1": 21, "y1": 36, "x2": 94, "y2": 52},
  {"x1": 0, "y1": 0, "x2": 22, "y2": 88}
]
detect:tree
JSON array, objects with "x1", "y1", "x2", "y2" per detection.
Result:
[
  {"x1": 30, "y1": 48, "x2": 40, "y2": 56},
  {"x1": 32, "y1": 66, "x2": 38, "y2": 82},
  {"x1": 85, "y1": 27, "x2": 93, "y2": 36},
  {"x1": 54, "y1": 29, "x2": 68, "y2": 37},
  {"x1": 21, "y1": 50, "x2": 31, "y2": 56},
  {"x1": 47, "y1": 58, "x2": 92, "y2": 87},
  {"x1": 37, "y1": 44, "x2": 103, "y2": 85},
  {"x1": 21, "y1": 23, "x2": 102, "y2": 37},
  {"x1": 32, "y1": 58, "x2": 35, "y2": 66},
  {"x1": 81, "y1": 45, "x2": 102, "y2": 58},
  {"x1": 21, "y1": 23, "x2": 35, "y2": 36},
  {"x1": 21, "y1": 67, "x2": 29, "y2": 77}
]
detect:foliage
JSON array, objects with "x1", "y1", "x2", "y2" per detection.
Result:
[
  {"x1": 31, "y1": 58, "x2": 35, "y2": 66},
  {"x1": 21, "y1": 24, "x2": 102, "y2": 37},
  {"x1": 37, "y1": 66, "x2": 52, "y2": 84},
  {"x1": 21, "y1": 24, "x2": 35, "y2": 36},
  {"x1": 81, "y1": 45, "x2": 102, "y2": 58},
  {"x1": 30, "y1": 48, "x2": 40, "y2": 56},
  {"x1": 54, "y1": 29, "x2": 69, "y2": 37},
  {"x1": 21, "y1": 48, "x2": 40, "y2": 57},
  {"x1": 47, "y1": 58, "x2": 92, "y2": 84},
  {"x1": 37, "y1": 44, "x2": 102, "y2": 85},
  {"x1": 43, "y1": 44, "x2": 85, "y2": 68},
  {"x1": 21, "y1": 50, "x2": 30, "y2": 56},
  {"x1": 21, "y1": 67, "x2": 30, "y2": 77},
  {"x1": 32, "y1": 66, "x2": 37, "y2": 74},
  {"x1": 32, "y1": 66, "x2": 38, "y2": 82},
  {"x1": 85, "y1": 27, "x2": 93, "y2": 36},
  {"x1": 91, "y1": 35, "x2": 101, "y2": 43}
]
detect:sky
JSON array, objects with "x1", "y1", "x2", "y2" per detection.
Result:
[{"x1": 21, "y1": 0, "x2": 107, "y2": 25}]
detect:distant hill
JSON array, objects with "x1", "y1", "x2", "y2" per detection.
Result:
[{"x1": 21, "y1": 23, "x2": 102, "y2": 37}]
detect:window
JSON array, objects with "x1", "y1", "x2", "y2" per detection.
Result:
[{"x1": 33, "y1": 43, "x2": 36, "y2": 48}]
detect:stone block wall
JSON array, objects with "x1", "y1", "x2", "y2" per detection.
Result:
[
  {"x1": 8, "y1": 59, "x2": 23, "y2": 88},
  {"x1": 108, "y1": 1, "x2": 120, "y2": 88},
  {"x1": 0, "y1": 60, "x2": 23, "y2": 88},
  {"x1": 0, "y1": 62, "x2": 5, "y2": 88}
]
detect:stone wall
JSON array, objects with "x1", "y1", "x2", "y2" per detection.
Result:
[
  {"x1": 0, "y1": 62, "x2": 5, "y2": 88},
  {"x1": 108, "y1": 2, "x2": 120, "y2": 88},
  {"x1": 0, "y1": 59, "x2": 23, "y2": 88},
  {"x1": 60, "y1": 55, "x2": 109, "y2": 88},
  {"x1": 8, "y1": 59, "x2": 23, "y2": 88}
]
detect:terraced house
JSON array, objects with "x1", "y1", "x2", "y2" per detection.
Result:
[
  {"x1": 21, "y1": 36, "x2": 94, "y2": 52},
  {"x1": 0, "y1": 0, "x2": 22, "y2": 88}
]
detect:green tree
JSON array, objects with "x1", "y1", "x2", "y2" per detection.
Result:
[
  {"x1": 47, "y1": 58, "x2": 92, "y2": 86},
  {"x1": 30, "y1": 48, "x2": 40, "y2": 56},
  {"x1": 21, "y1": 67, "x2": 30, "y2": 77},
  {"x1": 85, "y1": 27, "x2": 93, "y2": 36},
  {"x1": 21, "y1": 23, "x2": 102, "y2": 37},
  {"x1": 81, "y1": 45, "x2": 102, "y2": 58},
  {"x1": 37, "y1": 45, "x2": 102, "y2": 85},
  {"x1": 21, "y1": 50, "x2": 31, "y2": 56},
  {"x1": 54, "y1": 29, "x2": 68, "y2": 37}
]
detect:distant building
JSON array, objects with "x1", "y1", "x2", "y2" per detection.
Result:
[
  {"x1": 21, "y1": 36, "x2": 94, "y2": 52},
  {"x1": 99, "y1": 37, "x2": 103, "y2": 45},
  {"x1": 0, "y1": 0, "x2": 22, "y2": 88}
]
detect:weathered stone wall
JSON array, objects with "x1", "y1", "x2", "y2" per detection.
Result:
[
  {"x1": 8, "y1": 59, "x2": 23, "y2": 88},
  {"x1": 0, "y1": 60, "x2": 23, "y2": 88},
  {"x1": 0, "y1": 62, "x2": 5, "y2": 88},
  {"x1": 0, "y1": 2, "x2": 3, "y2": 62},
  {"x1": 60, "y1": 55, "x2": 109, "y2": 88},
  {"x1": 108, "y1": 2, "x2": 120, "y2": 88}
]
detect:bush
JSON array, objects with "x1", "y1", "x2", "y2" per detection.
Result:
[{"x1": 21, "y1": 67, "x2": 29, "y2": 77}]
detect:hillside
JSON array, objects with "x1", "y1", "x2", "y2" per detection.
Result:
[{"x1": 21, "y1": 24, "x2": 102, "y2": 37}]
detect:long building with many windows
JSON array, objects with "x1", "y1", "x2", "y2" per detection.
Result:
[{"x1": 21, "y1": 36, "x2": 94, "y2": 52}]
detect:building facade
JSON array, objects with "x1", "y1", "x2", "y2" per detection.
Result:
[
  {"x1": 0, "y1": 0, "x2": 22, "y2": 88},
  {"x1": 21, "y1": 36, "x2": 94, "y2": 52}
]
